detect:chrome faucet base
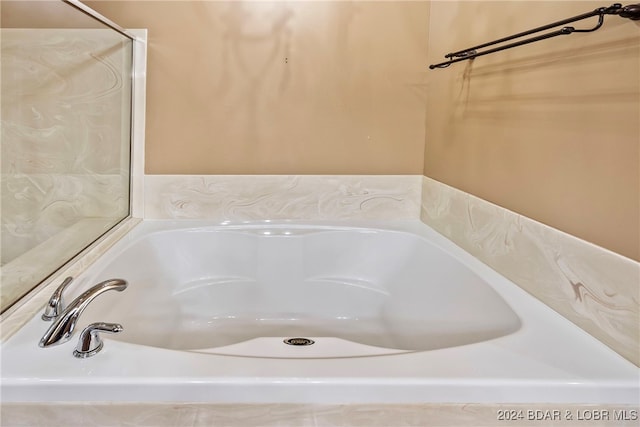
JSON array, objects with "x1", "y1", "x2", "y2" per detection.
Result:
[
  {"x1": 73, "y1": 340, "x2": 104, "y2": 358},
  {"x1": 73, "y1": 322, "x2": 123, "y2": 358}
]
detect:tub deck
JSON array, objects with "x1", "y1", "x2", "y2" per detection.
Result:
[{"x1": 1, "y1": 220, "x2": 638, "y2": 404}]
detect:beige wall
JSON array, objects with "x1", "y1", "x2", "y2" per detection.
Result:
[
  {"x1": 1, "y1": 0, "x2": 106, "y2": 28},
  {"x1": 86, "y1": 0, "x2": 429, "y2": 175},
  {"x1": 425, "y1": 1, "x2": 640, "y2": 261},
  {"x1": 85, "y1": 0, "x2": 639, "y2": 260}
]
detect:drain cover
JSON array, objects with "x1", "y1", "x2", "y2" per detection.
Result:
[{"x1": 284, "y1": 337, "x2": 315, "y2": 346}]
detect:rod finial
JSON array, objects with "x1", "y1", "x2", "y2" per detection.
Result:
[{"x1": 620, "y1": 3, "x2": 640, "y2": 19}]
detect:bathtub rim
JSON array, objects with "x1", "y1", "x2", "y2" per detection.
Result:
[{"x1": 1, "y1": 219, "x2": 638, "y2": 405}]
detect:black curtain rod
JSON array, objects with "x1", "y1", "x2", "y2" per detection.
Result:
[{"x1": 429, "y1": 3, "x2": 640, "y2": 70}]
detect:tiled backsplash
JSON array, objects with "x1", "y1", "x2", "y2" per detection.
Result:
[
  {"x1": 1, "y1": 174, "x2": 127, "y2": 265},
  {"x1": 144, "y1": 175, "x2": 422, "y2": 220},
  {"x1": 421, "y1": 176, "x2": 639, "y2": 366}
]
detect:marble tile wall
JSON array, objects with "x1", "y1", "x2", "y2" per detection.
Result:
[
  {"x1": 2, "y1": 403, "x2": 638, "y2": 427},
  {"x1": 1, "y1": 174, "x2": 128, "y2": 265},
  {"x1": 420, "y1": 176, "x2": 640, "y2": 366},
  {"x1": 144, "y1": 175, "x2": 422, "y2": 221},
  {"x1": 1, "y1": 216, "x2": 120, "y2": 312},
  {"x1": 1, "y1": 29, "x2": 133, "y2": 312}
]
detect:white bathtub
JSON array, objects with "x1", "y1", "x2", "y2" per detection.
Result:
[{"x1": 1, "y1": 220, "x2": 638, "y2": 404}]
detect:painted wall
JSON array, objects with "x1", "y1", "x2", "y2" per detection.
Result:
[
  {"x1": 86, "y1": 0, "x2": 638, "y2": 260},
  {"x1": 425, "y1": 1, "x2": 640, "y2": 261},
  {"x1": 86, "y1": 0, "x2": 430, "y2": 175}
]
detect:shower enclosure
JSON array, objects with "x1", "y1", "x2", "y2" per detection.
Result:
[{"x1": 0, "y1": 0, "x2": 136, "y2": 313}]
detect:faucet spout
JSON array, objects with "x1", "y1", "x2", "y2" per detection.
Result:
[{"x1": 39, "y1": 279, "x2": 128, "y2": 348}]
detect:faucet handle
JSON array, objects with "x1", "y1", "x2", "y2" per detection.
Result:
[
  {"x1": 42, "y1": 276, "x2": 74, "y2": 321},
  {"x1": 73, "y1": 322, "x2": 123, "y2": 358}
]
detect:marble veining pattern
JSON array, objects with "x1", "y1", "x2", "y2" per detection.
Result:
[
  {"x1": 1, "y1": 29, "x2": 132, "y2": 312},
  {"x1": 2, "y1": 403, "x2": 638, "y2": 426},
  {"x1": 144, "y1": 175, "x2": 421, "y2": 220},
  {"x1": 1, "y1": 173, "x2": 128, "y2": 265},
  {"x1": 420, "y1": 176, "x2": 640, "y2": 366},
  {"x1": 1, "y1": 30, "x2": 130, "y2": 174}
]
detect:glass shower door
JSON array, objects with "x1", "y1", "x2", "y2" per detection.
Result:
[{"x1": 0, "y1": 0, "x2": 134, "y2": 313}]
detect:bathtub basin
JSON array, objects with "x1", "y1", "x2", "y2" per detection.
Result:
[
  {"x1": 1, "y1": 220, "x2": 638, "y2": 404},
  {"x1": 78, "y1": 224, "x2": 521, "y2": 356}
]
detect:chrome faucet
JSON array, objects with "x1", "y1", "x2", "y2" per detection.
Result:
[
  {"x1": 42, "y1": 276, "x2": 74, "y2": 321},
  {"x1": 39, "y1": 279, "x2": 128, "y2": 348},
  {"x1": 73, "y1": 322, "x2": 124, "y2": 358}
]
